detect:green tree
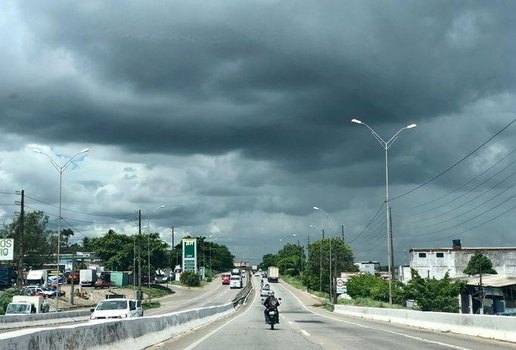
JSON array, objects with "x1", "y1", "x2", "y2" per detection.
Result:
[
  {"x1": 276, "y1": 243, "x2": 305, "y2": 276},
  {"x1": 303, "y1": 238, "x2": 356, "y2": 293},
  {"x1": 90, "y1": 229, "x2": 134, "y2": 271},
  {"x1": 463, "y1": 252, "x2": 497, "y2": 312},
  {"x1": 259, "y1": 254, "x2": 278, "y2": 271},
  {"x1": 171, "y1": 236, "x2": 235, "y2": 273},
  {"x1": 464, "y1": 252, "x2": 497, "y2": 276},
  {"x1": 403, "y1": 269, "x2": 465, "y2": 312},
  {"x1": 61, "y1": 228, "x2": 74, "y2": 247},
  {"x1": 0, "y1": 211, "x2": 53, "y2": 269}
]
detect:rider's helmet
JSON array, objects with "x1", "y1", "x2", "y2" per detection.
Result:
[{"x1": 268, "y1": 290, "x2": 275, "y2": 297}]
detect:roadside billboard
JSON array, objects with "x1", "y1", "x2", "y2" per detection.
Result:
[
  {"x1": 182, "y1": 238, "x2": 197, "y2": 273},
  {"x1": 0, "y1": 239, "x2": 14, "y2": 261}
]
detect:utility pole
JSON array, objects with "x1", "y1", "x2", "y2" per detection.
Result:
[
  {"x1": 329, "y1": 236, "x2": 332, "y2": 302},
  {"x1": 16, "y1": 190, "x2": 25, "y2": 288},
  {"x1": 70, "y1": 253, "x2": 75, "y2": 305},
  {"x1": 138, "y1": 210, "x2": 142, "y2": 296},
  {"x1": 319, "y1": 229, "x2": 324, "y2": 293},
  {"x1": 306, "y1": 235, "x2": 310, "y2": 262},
  {"x1": 171, "y1": 226, "x2": 174, "y2": 283},
  {"x1": 341, "y1": 225, "x2": 345, "y2": 242}
]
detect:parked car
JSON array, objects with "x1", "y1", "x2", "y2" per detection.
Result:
[
  {"x1": 47, "y1": 275, "x2": 64, "y2": 287},
  {"x1": 26, "y1": 286, "x2": 56, "y2": 298},
  {"x1": 94, "y1": 272, "x2": 111, "y2": 289},
  {"x1": 90, "y1": 298, "x2": 143, "y2": 320}
]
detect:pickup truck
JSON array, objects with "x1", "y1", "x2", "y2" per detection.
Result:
[{"x1": 90, "y1": 298, "x2": 143, "y2": 320}]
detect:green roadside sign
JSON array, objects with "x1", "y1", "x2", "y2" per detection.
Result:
[{"x1": 182, "y1": 238, "x2": 197, "y2": 273}]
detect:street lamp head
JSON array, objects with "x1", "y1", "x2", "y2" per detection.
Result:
[
  {"x1": 80, "y1": 148, "x2": 90, "y2": 153},
  {"x1": 313, "y1": 206, "x2": 320, "y2": 210},
  {"x1": 351, "y1": 118, "x2": 362, "y2": 124},
  {"x1": 33, "y1": 149, "x2": 43, "y2": 154},
  {"x1": 406, "y1": 124, "x2": 417, "y2": 129}
]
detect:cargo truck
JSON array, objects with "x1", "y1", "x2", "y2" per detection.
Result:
[
  {"x1": 5, "y1": 295, "x2": 48, "y2": 315},
  {"x1": 267, "y1": 266, "x2": 279, "y2": 283},
  {"x1": 26, "y1": 270, "x2": 48, "y2": 287},
  {"x1": 80, "y1": 269, "x2": 97, "y2": 287}
]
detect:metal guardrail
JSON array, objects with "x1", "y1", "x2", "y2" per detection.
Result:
[{"x1": 231, "y1": 271, "x2": 253, "y2": 306}]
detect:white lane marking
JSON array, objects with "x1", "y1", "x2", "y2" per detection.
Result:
[
  {"x1": 301, "y1": 330, "x2": 311, "y2": 337},
  {"x1": 184, "y1": 281, "x2": 258, "y2": 350},
  {"x1": 288, "y1": 321, "x2": 293, "y2": 325},
  {"x1": 278, "y1": 283, "x2": 472, "y2": 350}
]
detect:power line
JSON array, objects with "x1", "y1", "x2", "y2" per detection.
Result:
[
  {"x1": 348, "y1": 202, "x2": 385, "y2": 244},
  {"x1": 408, "y1": 165, "x2": 516, "y2": 225},
  {"x1": 417, "y1": 190, "x2": 516, "y2": 237},
  {"x1": 404, "y1": 146, "x2": 516, "y2": 212},
  {"x1": 391, "y1": 118, "x2": 516, "y2": 201},
  {"x1": 24, "y1": 194, "x2": 133, "y2": 218}
]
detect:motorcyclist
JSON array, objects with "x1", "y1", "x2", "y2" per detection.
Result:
[{"x1": 263, "y1": 290, "x2": 280, "y2": 324}]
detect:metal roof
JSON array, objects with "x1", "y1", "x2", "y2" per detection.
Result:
[{"x1": 465, "y1": 275, "x2": 516, "y2": 287}]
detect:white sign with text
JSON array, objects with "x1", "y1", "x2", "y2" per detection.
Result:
[{"x1": 0, "y1": 239, "x2": 14, "y2": 261}]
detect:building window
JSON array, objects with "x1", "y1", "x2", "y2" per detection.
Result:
[
  {"x1": 418, "y1": 253, "x2": 426, "y2": 258},
  {"x1": 436, "y1": 252, "x2": 444, "y2": 258}
]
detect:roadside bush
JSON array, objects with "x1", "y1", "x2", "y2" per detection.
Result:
[
  {"x1": 0, "y1": 288, "x2": 20, "y2": 315},
  {"x1": 402, "y1": 269, "x2": 465, "y2": 312},
  {"x1": 180, "y1": 272, "x2": 201, "y2": 287}
]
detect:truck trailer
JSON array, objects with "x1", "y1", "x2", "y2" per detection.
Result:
[
  {"x1": 267, "y1": 266, "x2": 279, "y2": 283},
  {"x1": 80, "y1": 269, "x2": 97, "y2": 287}
]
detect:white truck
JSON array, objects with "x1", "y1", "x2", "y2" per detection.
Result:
[
  {"x1": 80, "y1": 269, "x2": 97, "y2": 287},
  {"x1": 5, "y1": 296, "x2": 48, "y2": 315},
  {"x1": 26, "y1": 270, "x2": 48, "y2": 287},
  {"x1": 267, "y1": 266, "x2": 279, "y2": 283}
]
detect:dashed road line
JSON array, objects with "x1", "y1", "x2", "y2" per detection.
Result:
[{"x1": 301, "y1": 329, "x2": 311, "y2": 337}]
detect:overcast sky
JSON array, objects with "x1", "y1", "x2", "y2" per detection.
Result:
[{"x1": 1, "y1": 1, "x2": 515, "y2": 266}]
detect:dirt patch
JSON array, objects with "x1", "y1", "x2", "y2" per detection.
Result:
[{"x1": 47, "y1": 284, "x2": 144, "y2": 311}]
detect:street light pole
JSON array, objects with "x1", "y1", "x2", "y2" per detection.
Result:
[
  {"x1": 310, "y1": 224, "x2": 324, "y2": 293},
  {"x1": 147, "y1": 205, "x2": 165, "y2": 289},
  {"x1": 34, "y1": 147, "x2": 90, "y2": 312},
  {"x1": 314, "y1": 207, "x2": 335, "y2": 301},
  {"x1": 351, "y1": 118, "x2": 416, "y2": 306}
]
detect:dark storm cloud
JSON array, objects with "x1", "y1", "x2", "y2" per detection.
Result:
[{"x1": 2, "y1": 0, "x2": 515, "y2": 191}]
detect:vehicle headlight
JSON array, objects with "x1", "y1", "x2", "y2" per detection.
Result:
[
  {"x1": 119, "y1": 314, "x2": 128, "y2": 318},
  {"x1": 90, "y1": 316, "x2": 97, "y2": 320}
]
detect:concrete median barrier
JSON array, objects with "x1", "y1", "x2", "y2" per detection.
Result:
[
  {"x1": 334, "y1": 305, "x2": 516, "y2": 343},
  {"x1": 0, "y1": 303, "x2": 234, "y2": 350}
]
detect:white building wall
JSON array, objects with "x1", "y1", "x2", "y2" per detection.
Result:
[{"x1": 409, "y1": 249, "x2": 516, "y2": 280}]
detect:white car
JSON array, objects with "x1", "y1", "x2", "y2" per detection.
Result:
[
  {"x1": 229, "y1": 276, "x2": 243, "y2": 289},
  {"x1": 90, "y1": 298, "x2": 143, "y2": 320},
  {"x1": 260, "y1": 284, "x2": 270, "y2": 297}
]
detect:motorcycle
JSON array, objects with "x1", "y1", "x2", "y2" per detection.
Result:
[{"x1": 266, "y1": 305, "x2": 279, "y2": 330}]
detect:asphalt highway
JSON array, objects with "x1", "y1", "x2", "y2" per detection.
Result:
[{"x1": 147, "y1": 276, "x2": 516, "y2": 350}]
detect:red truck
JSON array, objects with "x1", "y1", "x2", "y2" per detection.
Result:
[{"x1": 66, "y1": 272, "x2": 79, "y2": 284}]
